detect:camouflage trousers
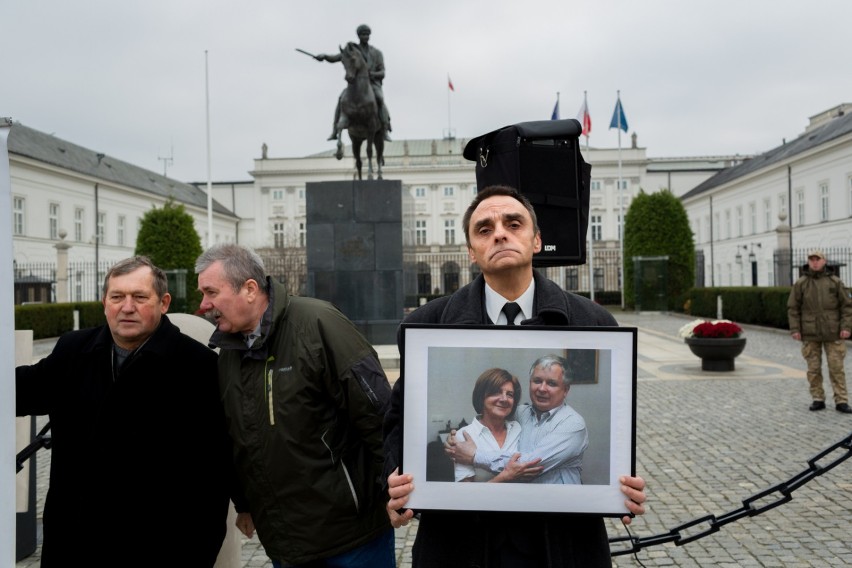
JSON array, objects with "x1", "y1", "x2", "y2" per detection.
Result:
[{"x1": 801, "y1": 340, "x2": 848, "y2": 404}]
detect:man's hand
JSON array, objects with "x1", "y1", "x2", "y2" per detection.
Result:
[
  {"x1": 445, "y1": 430, "x2": 477, "y2": 466},
  {"x1": 620, "y1": 475, "x2": 647, "y2": 525},
  {"x1": 791, "y1": 331, "x2": 802, "y2": 341},
  {"x1": 490, "y1": 453, "x2": 543, "y2": 482},
  {"x1": 235, "y1": 511, "x2": 255, "y2": 539},
  {"x1": 387, "y1": 468, "x2": 415, "y2": 528},
  {"x1": 840, "y1": 330, "x2": 851, "y2": 339}
]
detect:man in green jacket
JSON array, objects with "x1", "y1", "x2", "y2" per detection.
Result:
[
  {"x1": 787, "y1": 248, "x2": 852, "y2": 414},
  {"x1": 196, "y1": 244, "x2": 395, "y2": 567}
]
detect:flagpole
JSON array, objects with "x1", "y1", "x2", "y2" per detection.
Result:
[
  {"x1": 616, "y1": 90, "x2": 625, "y2": 310},
  {"x1": 582, "y1": 89, "x2": 594, "y2": 301},
  {"x1": 205, "y1": 50, "x2": 213, "y2": 247},
  {"x1": 446, "y1": 74, "x2": 453, "y2": 139}
]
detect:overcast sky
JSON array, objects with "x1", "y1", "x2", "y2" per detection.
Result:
[{"x1": 3, "y1": 1, "x2": 850, "y2": 182}]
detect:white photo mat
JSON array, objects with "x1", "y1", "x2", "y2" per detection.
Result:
[{"x1": 401, "y1": 324, "x2": 636, "y2": 516}]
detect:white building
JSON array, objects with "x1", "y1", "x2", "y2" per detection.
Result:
[
  {"x1": 682, "y1": 104, "x2": 852, "y2": 287},
  {"x1": 8, "y1": 122, "x2": 239, "y2": 302},
  {"x1": 208, "y1": 134, "x2": 738, "y2": 296}
]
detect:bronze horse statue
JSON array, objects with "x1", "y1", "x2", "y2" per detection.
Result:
[{"x1": 333, "y1": 42, "x2": 385, "y2": 180}]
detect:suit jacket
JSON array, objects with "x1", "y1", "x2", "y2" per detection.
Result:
[
  {"x1": 17, "y1": 316, "x2": 230, "y2": 566},
  {"x1": 383, "y1": 271, "x2": 618, "y2": 568}
]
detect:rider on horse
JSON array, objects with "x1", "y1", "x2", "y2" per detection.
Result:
[{"x1": 315, "y1": 24, "x2": 392, "y2": 142}]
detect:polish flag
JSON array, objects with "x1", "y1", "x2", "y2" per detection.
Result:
[
  {"x1": 448, "y1": 75, "x2": 455, "y2": 91},
  {"x1": 577, "y1": 97, "x2": 591, "y2": 136}
]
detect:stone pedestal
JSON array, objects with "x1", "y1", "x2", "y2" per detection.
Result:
[{"x1": 306, "y1": 180, "x2": 403, "y2": 344}]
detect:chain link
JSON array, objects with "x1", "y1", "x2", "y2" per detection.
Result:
[{"x1": 610, "y1": 431, "x2": 852, "y2": 556}]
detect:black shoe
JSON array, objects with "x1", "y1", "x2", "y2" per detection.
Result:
[
  {"x1": 836, "y1": 403, "x2": 852, "y2": 414},
  {"x1": 809, "y1": 401, "x2": 826, "y2": 411}
]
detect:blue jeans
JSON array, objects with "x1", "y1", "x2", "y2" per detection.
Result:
[{"x1": 271, "y1": 528, "x2": 395, "y2": 568}]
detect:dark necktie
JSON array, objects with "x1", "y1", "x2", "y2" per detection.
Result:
[{"x1": 502, "y1": 302, "x2": 522, "y2": 325}]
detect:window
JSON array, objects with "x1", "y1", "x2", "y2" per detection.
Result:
[
  {"x1": 819, "y1": 183, "x2": 829, "y2": 222},
  {"x1": 763, "y1": 198, "x2": 772, "y2": 231},
  {"x1": 778, "y1": 194, "x2": 787, "y2": 217},
  {"x1": 117, "y1": 215, "x2": 126, "y2": 246},
  {"x1": 443, "y1": 186, "x2": 454, "y2": 197},
  {"x1": 616, "y1": 179, "x2": 628, "y2": 191},
  {"x1": 694, "y1": 218, "x2": 701, "y2": 244},
  {"x1": 713, "y1": 212, "x2": 720, "y2": 241},
  {"x1": 617, "y1": 214, "x2": 623, "y2": 240},
  {"x1": 724, "y1": 210, "x2": 731, "y2": 239},
  {"x1": 565, "y1": 268, "x2": 579, "y2": 290},
  {"x1": 75, "y1": 208, "x2": 84, "y2": 242},
  {"x1": 49, "y1": 203, "x2": 60, "y2": 239},
  {"x1": 414, "y1": 187, "x2": 426, "y2": 198},
  {"x1": 97, "y1": 212, "x2": 106, "y2": 244},
  {"x1": 444, "y1": 219, "x2": 455, "y2": 245},
  {"x1": 590, "y1": 215, "x2": 602, "y2": 241},
  {"x1": 13, "y1": 197, "x2": 24, "y2": 235},
  {"x1": 298, "y1": 188, "x2": 305, "y2": 199},
  {"x1": 848, "y1": 176, "x2": 852, "y2": 216},
  {"x1": 796, "y1": 190, "x2": 804, "y2": 226},
  {"x1": 298, "y1": 222, "x2": 306, "y2": 247},
  {"x1": 415, "y1": 219, "x2": 427, "y2": 245},
  {"x1": 748, "y1": 202, "x2": 756, "y2": 235},
  {"x1": 273, "y1": 222, "x2": 285, "y2": 248},
  {"x1": 272, "y1": 189, "x2": 284, "y2": 201},
  {"x1": 736, "y1": 206, "x2": 743, "y2": 237},
  {"x1": 591, "y1": 180, "x2": 601, "y2": 191}
]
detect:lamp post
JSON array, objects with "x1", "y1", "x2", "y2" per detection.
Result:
[{"x1": 735, "y1": 243, "x2": 761, "y2": 286}]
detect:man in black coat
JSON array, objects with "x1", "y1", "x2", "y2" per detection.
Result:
[
  {"x1": 384, "y1": 186, "x2": 646, "y2": 567},
  {"x1": 16, "y1": 256, "x2": 230, "y2": 566}
]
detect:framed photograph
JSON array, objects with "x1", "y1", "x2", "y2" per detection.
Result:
[{"x1": 400, "y1": 324, "x2": 637, "y2": 516}]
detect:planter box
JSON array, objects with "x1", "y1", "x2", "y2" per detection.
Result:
[{"x1": 685, "y1": 337, "x2": 747, "y2": 372}]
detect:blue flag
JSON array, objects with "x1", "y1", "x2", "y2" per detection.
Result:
[
  {"x1": 609, "y1": 97, "x2": 628, "y2": 132},
  {"x1": 551, "y1": 99, "x2": 560, "y2": 120}
]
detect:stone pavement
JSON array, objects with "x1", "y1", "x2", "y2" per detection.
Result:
[{"x1": 15, "y1": 310, "x2": 852, "y2": 567}]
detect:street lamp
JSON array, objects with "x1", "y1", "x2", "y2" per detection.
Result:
[{"x1": 736, "y1": 243, "x2": 761, "y2": 286}]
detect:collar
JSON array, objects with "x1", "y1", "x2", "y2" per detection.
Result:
[{"x1": 484, "y1": 279, "x2": 535, "y2": 324}]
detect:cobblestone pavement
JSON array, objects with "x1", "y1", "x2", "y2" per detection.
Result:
[{"x1": 16, "y1": 311, "x2": 852, "y2": 567}]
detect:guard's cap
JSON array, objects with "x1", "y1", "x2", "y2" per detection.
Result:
[{"x1": 807, "y1": 249, "x2": 826, "y2": 260}]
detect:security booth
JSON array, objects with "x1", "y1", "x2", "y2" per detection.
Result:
[{"x1": 633, "y1": 256, "x2": 669, "y2": 312}]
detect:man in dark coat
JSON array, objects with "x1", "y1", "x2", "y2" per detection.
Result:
[
  {"x1": 16, "y1": 256, "x2": 229, "y2": 566},
  {"x1": 384, "y1": 186, "x2": 646, "y2": 567}
]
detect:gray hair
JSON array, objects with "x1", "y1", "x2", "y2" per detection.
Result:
[
  {"x1": 103, "y1": 256, "x2": 168, "y2": 299},
  {"x1": 529, "y1": 354, "x2": 570, "y2": 388},
  {"x1": 195, "y1": 244, "x2": 268, "y2": 294}
]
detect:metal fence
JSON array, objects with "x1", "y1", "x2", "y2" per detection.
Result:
[
  {"x1": 21, "y1": 246, "x2": 844, "y2": 306},
  {"x1": 13, "y1": 260, "x2": 115, "y2": 304}
]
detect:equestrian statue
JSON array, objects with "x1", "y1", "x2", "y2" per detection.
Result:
[{"x1": 302, "y1": 24, "x2": 391, "y2": 180}]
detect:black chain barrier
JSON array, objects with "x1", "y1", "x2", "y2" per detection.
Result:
[
  {"x1": 16, "y1": 425, "x2": 851, "y2": 557},
  {"x1": 16, "y1": 421, "x2": 52, "y2": 473},
  {"x1": 608, "y1": 430, "x2": 852, "y2": 556}
]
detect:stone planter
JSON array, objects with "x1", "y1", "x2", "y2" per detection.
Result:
[{"x1": 684, "y1": 337, "x2": 747, "y2": 371}]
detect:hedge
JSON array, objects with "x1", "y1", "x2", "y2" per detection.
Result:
[{"x1": 15, "y1": 302, "x2": 106, "y2": 340}]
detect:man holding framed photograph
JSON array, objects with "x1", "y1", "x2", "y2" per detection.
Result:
[{"x1": 383, "y1": 185, "x2": 646, "y2": 567}]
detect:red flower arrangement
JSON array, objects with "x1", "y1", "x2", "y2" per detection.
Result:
[{"x1": 691, "y1": 321, "x2": 743, "y2": 338}]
